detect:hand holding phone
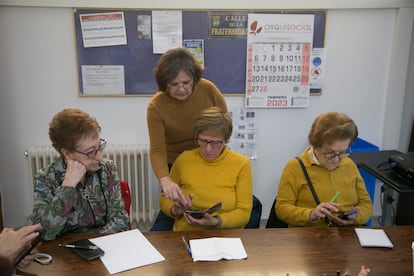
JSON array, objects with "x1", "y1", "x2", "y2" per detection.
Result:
[
  {"x1": 185, "y1": 202, "x2": 222, "y2": 219},
  {"x1": 13, "y1": 229, "x2": 45, "y2": 266},
  {"x1": 337, "y1": 209, "x2": 359, "y2": 220}
]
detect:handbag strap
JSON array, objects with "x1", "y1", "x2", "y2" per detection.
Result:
[{"x1": 295, "y1": 157, "x2": 320, "y2": 205}]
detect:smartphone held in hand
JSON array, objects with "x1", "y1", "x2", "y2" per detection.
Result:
[
  {"x1": 13, "y1": 230, "x2": 46, "y2": 266},
  {"x1": 338, "y1": 209, "x2": 359, "y2": 220},
  {"x1": 185, "y1": 202, "x2": 222, "y2": 219}
]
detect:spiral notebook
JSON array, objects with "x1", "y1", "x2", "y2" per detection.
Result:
[{"x1": 354, "y1": 228, "x2": 394, "y2": 248}]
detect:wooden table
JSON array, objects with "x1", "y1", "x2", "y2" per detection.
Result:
[{"x1": 21, "y1": 226, "x2": 414, "y2": 275}]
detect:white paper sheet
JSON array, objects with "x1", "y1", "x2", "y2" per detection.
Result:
[
  {"x1": 90, "y1": 229, "x2": 165, "y2": 274},
  {"x1": 189, "y1": 237, "x2": 247, "y2": 262},
  {"x1": 152, "y1": 10, "x2": 182, "y2": 53},
  {"x1": 354, "y1": 228, "x2": 394, "y2": 248}
]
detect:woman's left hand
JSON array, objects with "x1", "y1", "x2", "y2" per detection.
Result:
[
  {"x1": 16, "y1": 248, "x2": 38, "y2": 268},
  {"x1": 329, "y1": 208, "x2": 359, "y2": 226}
]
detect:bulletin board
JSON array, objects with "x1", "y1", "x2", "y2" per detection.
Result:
[{"x1": 74, "y1": 9, "x2": 326, "y2": 96}]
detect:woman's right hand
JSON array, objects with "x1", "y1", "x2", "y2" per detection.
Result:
[
  {"x1": 171, "y1": 194, "x2": 193, "y2": 217},
  {"x1": 309, "y1": 202, "x2": 340, "y2": 221},
  {"x1": 62, "y1": 159, "x2": 86, "y2": 188},
  {"x1": 160, "y1": 176, "x2": 191, "y2": 207}
]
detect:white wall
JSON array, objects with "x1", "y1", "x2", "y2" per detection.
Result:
[{"x1": 0, "y1": 2, "x2": 413, "y2": 227}]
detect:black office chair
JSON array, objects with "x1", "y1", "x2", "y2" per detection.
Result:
[
  {"x1": 265, "y1": 199, "x2": 288, "y2": 228},
  {"x1": 245, "y1": 195, "x2": 262, "y2": 229}
]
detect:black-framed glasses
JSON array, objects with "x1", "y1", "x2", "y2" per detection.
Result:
[
  {"x1": 322, "y1": 147, "x2": 351, "y2": 160},
  {"x1": 74, "y1": 138, "x2": 107, "y2": 159},
  {"x1": 168, "y1": 80, "x2": 193, "y2": 90},
  {"x1": 197, "y1": 138, "x2": 223, "y2": 149}
]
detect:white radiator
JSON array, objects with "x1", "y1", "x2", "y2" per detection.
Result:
[{"x1": 25, "y1": 145, "x2": 160, "y2": 230}]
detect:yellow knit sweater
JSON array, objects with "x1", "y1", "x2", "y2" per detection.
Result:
[
  {"x1": 276, "y1": 147, "x2": 373, "y2": 227},
  {"x1": 160, "y1": 147, "x2": 253, "y2": 231},
  {"x1": 147, "y1": 78, "x2": 227, "y2": 180}
]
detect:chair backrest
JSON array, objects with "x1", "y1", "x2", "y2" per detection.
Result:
[
  {"x1": 265, "y1": 199, "x2": 288, "y2": 228},
  {"x1": 245, "y1": 195, "x2": 262, "y2": 229},
  {"x1": 120, "y1": 181, "x2": 131, "y2": 228}
]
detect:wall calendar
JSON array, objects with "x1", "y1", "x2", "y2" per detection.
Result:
[{"x1": 245, "y1": 13, "x2": 315, "y2": 108}]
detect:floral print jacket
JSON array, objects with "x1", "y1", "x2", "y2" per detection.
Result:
[{"x1": 31, "y1": 157, "x2": 128, "y2": 240}]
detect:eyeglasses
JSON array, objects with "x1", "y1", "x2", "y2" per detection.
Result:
[
  {"x1": 322, "y1": 147, "x2": 351, "y2": 160},
  {"x1": 74, "y1": 138, "x2": 107, "y2": 159},
  {"x1": 197, "y1": 138, "x2": 224, "y2": 149},
  {"x1": 168, "y1": 80, "x2": 193, "y2": 90}
]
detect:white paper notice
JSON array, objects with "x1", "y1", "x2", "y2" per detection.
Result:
[
  {"x1": 152, "y1": 11, "x2": 182, "y2": 54},
  {"x1": 79, "y1": 12, "x2": 127, "y2": 48},
  {"x1": 310, "y1": 48, "x2": 327, "y2": 89},
  {"x1": 90, "y1": 229, "x2": 165, "y2": 274},
  {"x1": 81, "y1": 65, "x2": 125, "y2": 95}
]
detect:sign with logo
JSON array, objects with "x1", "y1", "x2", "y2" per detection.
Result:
[
  {"x1": 209, "y1": 12, "x2": 248, "y2": 38},
  {"x1": 245, "y1": 14, "x2": 315, "y2": 108}
]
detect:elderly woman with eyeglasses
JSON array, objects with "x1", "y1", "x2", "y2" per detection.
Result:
[
  {"x1": 31, "y1": 108, "x2": 128, "y2": 240},
  {"x1": 159, "y1": 107, "x2": 252, "y2": 231},
  {"x1": 275, "y1": 112, "x2": 373, "y2": 227},
  {"x1": 147, "y1": 47, "x2": 227, "y2": 231}
]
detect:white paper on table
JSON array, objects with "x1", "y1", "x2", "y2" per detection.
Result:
[
  {"x1": 189, "y1": 237, "x2": 247, "y2": 262},
  {"x1": 354, "y1": 228, "x2": 394, "y2": 248},
  {"x1": 90, "y1": 229, "x2": 165, "y2": 274}
]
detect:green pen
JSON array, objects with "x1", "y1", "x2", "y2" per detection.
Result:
[{"x1": 330, "y1": 191, "x2": 340, "y2": 203}]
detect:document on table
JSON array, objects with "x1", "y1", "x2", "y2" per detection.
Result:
[
  {"x1": 354, "y1": 228, "x2": 394, "y2": 248},
  {"x1": 90, "y1": 229, "x2": 165, "y2": 274},
  {"x1": 189, "y1": 237, "x2": 247, "y2": 262}
]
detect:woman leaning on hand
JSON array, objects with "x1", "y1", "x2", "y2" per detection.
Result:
[
  {"x1": 275, "y1": 112, "x2": 373, "y2": 227},
  {"x1": 31, "y1": 108, "x2": 128, "y2": 240}
]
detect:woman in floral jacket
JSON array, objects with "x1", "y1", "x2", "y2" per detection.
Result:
[{"x1": 31, "y1": 108, "x2": 128, "y2": 240}]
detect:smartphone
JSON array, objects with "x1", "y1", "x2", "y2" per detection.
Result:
[
  {"x1": 13, "y1": 229, "x2": 46, "y2": 266},
  {"x1": 185, "y1": 202, "x2": 222, "y2": 219},
  {"x1": 338, "y1": 209, "x2": 359, "y2": 220},
  {"x1": 69, "y1": 239, "x2": 105, "y2": 261}
]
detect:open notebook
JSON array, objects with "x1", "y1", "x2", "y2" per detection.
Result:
[
  {"x1": 189, "y1": 237, "x2": 247, "y2": 262},
  {"x1": 354, "y1": 228, "x2": 394, "y2": 248}
]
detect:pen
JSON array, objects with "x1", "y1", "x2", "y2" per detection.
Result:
[
  {"x1": 58, "y1": 244, "x2": 99, "y2": 250},
  {"x1": 330, "y1": 191, "x2": 340, "y2": 203},
  {"x1": 181, "y1": 236, "x2": 192, "y2": 257}
]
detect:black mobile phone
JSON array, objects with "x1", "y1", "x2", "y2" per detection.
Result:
[
  {"x1": 185, "y1": 209, "x2": 205, "y2": 219},
  {"x1": 13, "y1": 229, "x2": 46, "y2": 266},
  {"x1": 185, "y1": 202, "x2": 222, "y2": 219},
  {"x1": 338, "y1": 209, "x2": 359, "y2": 220},
  {"x1": 69, "y1": 239, "x2": 105, "y2": 261}
]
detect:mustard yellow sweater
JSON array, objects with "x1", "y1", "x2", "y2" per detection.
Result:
[
  {"x1": 147, "y1": 78, "x2": 227, "y2": 180},
  {"x1": 160, "y1": 147, "x2": 253, "y2": 231},
  {"x1": 276, "y1": 147, "x2": 373, "y2": 227}
]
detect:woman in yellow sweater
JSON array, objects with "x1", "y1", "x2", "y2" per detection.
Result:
[
  {"x1": 159, "y1": 107, "x2": 253, "y2": 231},
  {"x1": 147, "y1": 48, "x2": 227, "y2": 230},
  {"x1": 275, "y1": 112, "x2": 373, "y2": 227}
]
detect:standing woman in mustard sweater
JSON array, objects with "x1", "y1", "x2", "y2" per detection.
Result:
[
  {"x1": 159, "y1": 107, "x2": 253, "y2": 231},
  {"x1": 147, "y1": 47, "x2": 227, "y2": 230}
]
